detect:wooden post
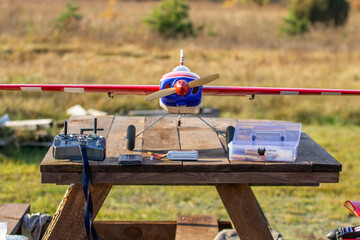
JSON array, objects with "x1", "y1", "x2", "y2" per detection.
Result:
[
  {"x1": 215, "y1": 183, "x2": 273, "y2": 240},
  {"x1": 42, "y1": 183, "x2": 112, "y2": 240}
]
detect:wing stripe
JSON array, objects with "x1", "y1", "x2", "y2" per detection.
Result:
[
  {"x1": 280, "y1": 91, "x2": 299, "y2": 95},
  {"x1": 64, "y1": 87, "x2": 84, "y2": 93},
  {"x1": 21, "y1": 87, "x2": 42, "y2": 92},
  {"x1": 321, "y1": 92, "x2": 342, "y2": 95}
]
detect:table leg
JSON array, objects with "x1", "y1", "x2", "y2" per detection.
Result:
[
  {"x1": 215, "y1": 183, "x2": 273, "y2": 240},
  {"x1": 42, "y1": 183, "x2": 112, "y2": 240}
]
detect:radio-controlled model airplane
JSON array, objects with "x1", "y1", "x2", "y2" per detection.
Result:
[{"x1": 1, "y1": 49, "x2": 360, "y2": 150}]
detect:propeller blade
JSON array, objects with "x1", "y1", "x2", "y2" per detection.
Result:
[
  {"x1": 188, "y1": 73, "x2": 220, "y2": 88},
  {"x1": 145, "y1": 88, "x2": 176, "y2": 101}
]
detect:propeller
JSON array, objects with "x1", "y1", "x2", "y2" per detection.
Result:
[
  {"x1": 188, "y1": 73, "x2": 219, "y2": 88},
  {"x1": 145, "y1": 73, "x2": 220, "y2": 101},
  {"x1": 144, "y1": 88, "x2": 176, "y2": 101}
]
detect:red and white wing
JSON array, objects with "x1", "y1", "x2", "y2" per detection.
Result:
[
  {"x1": 203, "y1": 86, "x2": 360, "y2": 96},
  {"x1": 0, "y1": 84, "x2": 160, "y2": 95},
  {"x1": 2, "y1": 84, "x2": 360, "y2": 97}
]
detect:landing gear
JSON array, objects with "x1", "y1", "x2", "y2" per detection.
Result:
[
  {"x1": 226, "y1": 126, "x2": 235, "y2": 146},
  {"x1": 126, "y1": 125, "x2": 136, "y2": 151},
  {"x1": 126, "y1": 114, "x2": 169, "y2": 151},
  {"x1": 125, "y1": 114, "x2": 232, "y2": 151}
]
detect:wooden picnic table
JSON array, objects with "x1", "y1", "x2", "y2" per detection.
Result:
[{"x1": 40, "y1": 115, "x2": 341, "y2": 240}]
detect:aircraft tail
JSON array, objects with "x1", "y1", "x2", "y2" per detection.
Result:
[{"x1": 180, "y1": 49, "x2": 184, "y2": 66}]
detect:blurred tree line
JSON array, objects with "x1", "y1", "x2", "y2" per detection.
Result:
[
  {"x1": 143, "y1": 0, "x2": 352, "y2": 37},
  {"x1": 57, "y1": 0, "x2": 355, "y2": 38}
]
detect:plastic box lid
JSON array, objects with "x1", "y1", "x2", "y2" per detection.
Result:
[{"x1": 229, "y1": 121, "x2": 302, "y2": 162}]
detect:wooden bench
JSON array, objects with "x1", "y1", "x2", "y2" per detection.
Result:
[
  {"x1": 175, "y1": 215, "x2": 219, "y2": 240},
  {"x1": 93, "y1": 218, "x2": 232, "y2": 240},
  {"x1": 0, "y1": 203, "x2": 30, "y2": 234}
]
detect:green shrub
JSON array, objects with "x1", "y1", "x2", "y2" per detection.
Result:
[
  {"x1": 239, "y1": 0, "x2": 270, "y2": 6},
  {"x1": 56, "y1": 1, "x2": 83, "y2": 31},
  {"x1": 327, "y1": 0, "x2": 350, "y2": 25},
  {"x1": 279, "y1": 10, "x2": 310, "y2": 36},
  {"x1": 291, "y1": 0, "x2": 349, "y2": 26},
  {"x1": 144, "y1": 0, "x2": 194, "y2": 38}
]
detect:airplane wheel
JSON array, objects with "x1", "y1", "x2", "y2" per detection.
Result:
[
  {"x1": 126, "y1": 125, "x2": 136, "y2": 151},
  {"x1": 226, "y1": 126, "x2": 235, "y2": 146}
]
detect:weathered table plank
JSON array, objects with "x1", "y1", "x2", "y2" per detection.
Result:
[
  {"x1": 142, "y1": 116, "x2": 180, "y2": 151},
  {"x1": 178, "y1": 117, "x2": 230, "y2": 172},
  {"x1": 299, "y1": 133, "x2": 341, "y2": 172},
  {"x1": 141, "y1": 116, "x2": 183, "y2": 171},
  {"x1": 42, "y1": 171, "x2": 339, "y2": 185},
  {"x1": 102, "y1": 116, "x2": 144, "y2": 167}
]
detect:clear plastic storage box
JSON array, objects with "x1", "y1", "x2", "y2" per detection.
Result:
[{"x1": 228, "y1": 121, "x2": 302, "y2": 162}]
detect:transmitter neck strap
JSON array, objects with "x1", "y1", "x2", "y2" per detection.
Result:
[{"x1": 80, "y1": 142, "x2": 99, "y2": 240}]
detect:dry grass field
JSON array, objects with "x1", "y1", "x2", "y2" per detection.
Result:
[
  {"x1": 1, "y1": 0, "x2": 360, "y2": 123},
  {"x1": 1, "y1": 0, "x2": 360, "y2": 239}
]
